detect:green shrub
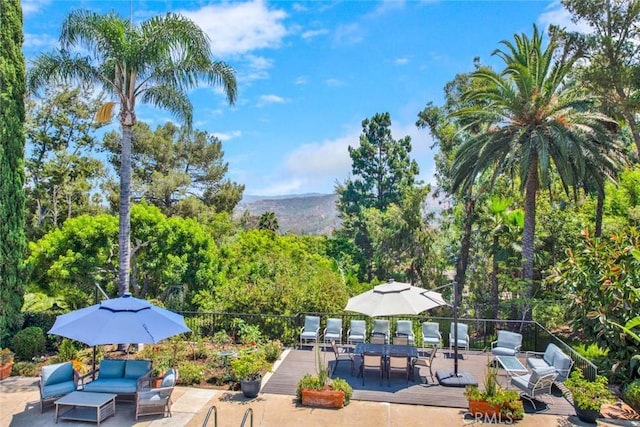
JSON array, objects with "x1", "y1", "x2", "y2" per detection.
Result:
[
  {"x1": 230, "y1": 350, "x2": 269, "y2": 381},
  {"x1": 263, "y1": 340, "x2": 282, "y2": 363},
  {"x1": 11, "y1": 327, "x2": 46, "y2": 361},
  {"x1": 564, "y1": 370, "x2": 616, "y2": 411},
  {"x1": 624, "y1": 380, "x2": 640, "y2": 411},
  {"x1": 330, "y1": 377, "x2": 353, "y2": 405},
  {"x1": 233, "y1": 319, "x2": 262, "y2": 345},
  {"x1": 573, "y1": 343, "x2": 609, "y2": 372},
  {"x1": 211, "y1": 331, "x2": 232, "y2": 346},
  {"x1": 176, "y1": 361, "x2": 204, "y2": 385},
  {"x1": 12, "y1": 361, "x2": 39, "y2": 376},
  {"x1": 533, "y1": 302, "x2": 566, "y2": 330},
  {"x1": 296, "y1": 373, "x2": 323, "y2": 400},
  {"x1": 53, "y1": 339, "x2": 78, "y2": 363}
]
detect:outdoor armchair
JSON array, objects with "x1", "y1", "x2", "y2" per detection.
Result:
[
  {"x1": 299, "y1": 315, "x2": 320, "y2": 348},
  {"x1": 323, "y1": 318, "x2": 343, "y2": 345},
  {"x1": 449, "y1": 322, "x2": 470, "y2": 353},
  {"x1": 395, "y1": 320, "x2": 415, "y2": 345},
  {"x1": 371, "y1": 319, "x2": 390, "y2": 343},
  {"x1": 491, "y1": 330, "x2": 523, "y2": 357},
  {"x1": 347, "y1": 320, "x2": 366, "y2": 345},
  {"x1": 510, "y1": 366, "x2": 557, "y2": 410},
  {"x1": 39, "y1": 362, "x2": 80, "y2": 412},
  {"x1": 421, "y1": 322, "x2": 442, "y2": 349},
  {"x1": 135, "y1": 368, "x2": 178, "y2": 420}
]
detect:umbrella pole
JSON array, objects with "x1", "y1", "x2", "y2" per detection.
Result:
[
  {"x1": 92, "y1": 346, "x2": 96, "y2": 381},
  {"x1": 453, "y1": 281, "x2": 459, "y2": 376}
]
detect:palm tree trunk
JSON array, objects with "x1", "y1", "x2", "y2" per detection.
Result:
[
  {"x1": 455, "y1": 196, "x2": 475, "y2": 307},
  {"x1": 595, "y1": 189, "x2": 604, "y2": 238},
  {"x1": 521, "y1": 159, "x2": 538, "y2": 320},
  {"x1": 491, "y1": 234, "x2": 499, "y2": 320},
  {"x1": 117, "y1": 123, "x2": 132, "y2": 296}
]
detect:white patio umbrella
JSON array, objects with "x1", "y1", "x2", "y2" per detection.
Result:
[
  {"x1": 344, "y1": 279, "x2": 448, "y2": 317},
  {"x1": 48, "y1": 293, "x2": 190, "y2": 346}
]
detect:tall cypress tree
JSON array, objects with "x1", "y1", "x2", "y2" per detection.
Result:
[{"x1": 0, "y1": 0, "x2": 26, "y2": 346}]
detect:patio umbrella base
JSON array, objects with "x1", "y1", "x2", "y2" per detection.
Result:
[{"x1": 436, "y1": 369, "x2": 478, "y2": 387}]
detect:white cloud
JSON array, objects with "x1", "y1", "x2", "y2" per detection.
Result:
[
  {"x1": 235, "y1": 54, "x2": 274, "y2": 86},
  {"x1": 302, "y1": 29, "x2": 329, "y2": 40},
  {"x1": 213, "y1": 130, "x2": 242, "y2": 142},
  {"x1": 23, "y1": 32, "x2": 57, "y2": 49},
  {"x1": 334, "y1": 23, "x2": 365, "y2": 45},
  {"x1": 538, "y1": 1, "x2": 593, "y2": 33},
  {"x1": 257, "y1": 94, "x2": 287, "y2": 107},
  {"x1": 294, "y1": 76, "x2": 308, "y2": 85},
  {"x1": 395, "y1": 57, "x2": 409, "y2": 65},
  {"x1": 325, "y1": 78, "x2": 344, "y2": 87},
  {"x1": 22, "y1": 0, "x2": 50, "y2": 16},
  {"x1": 179, "y1": 1, "x2": 288, "y2": 57}
]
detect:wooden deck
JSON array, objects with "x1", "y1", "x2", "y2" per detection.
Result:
[{"x1": 261, "y1": 347, "x2": 575, "y2": 416}]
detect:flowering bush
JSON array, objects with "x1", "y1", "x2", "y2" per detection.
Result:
[{"x1": 0, "y1": 348, "x2": 14, "y2": 365}]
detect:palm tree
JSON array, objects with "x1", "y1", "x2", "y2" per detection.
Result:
[
  {"x1": 258, "y1": 211, "x2": 279, "y2": 233},
  {"x1": 27, "y1": 10, "x2": 237, "y2": 295},
  {"x1": 450, "y1": 25, "x2": 621, "y2": 313}
]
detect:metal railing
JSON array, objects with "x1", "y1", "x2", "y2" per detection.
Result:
[
  {"x1": 202, "y1": 405, "x2": 217, "y2": 427},
  {"x1": 180, "y1": 310, "x2": 598, "y2": 381},
  {"x1": 240, "y1": 408, "x2": 253, "y2": 427}
]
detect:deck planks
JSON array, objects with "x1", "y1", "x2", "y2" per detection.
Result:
[{"x1": 261, "y1": 347, "x2": 575, "y2": 416}]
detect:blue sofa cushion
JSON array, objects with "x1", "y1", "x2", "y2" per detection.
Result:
[
  {"x1": 84, "y1": 378, "x2": 137, "y2": 394},
  {"x1": 42, "y1": 362, "x2": 73, "y2": 386},
  {"x1": 124, "y1": 360, "x2": 151, "y2": 379},
  {"x1": 99, "y1": 360, "x2": 126, "y2": 379},
  {"x1": 41, "y1": 380, "x2": 76, "y2": 398}
]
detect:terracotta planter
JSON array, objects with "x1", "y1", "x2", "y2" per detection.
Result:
[
  {"x1": 468, "y1": 400, "x2": 501, "y2": 418},
  {"x1": 301, "y1": 388, "x2": 345, "y2": 409},
  {"x1": 0, "y1": 363, "x2": 12, "y2": 380},
  {"x1": 152, "y1": 378, "x2": 163, "y2": 388}
]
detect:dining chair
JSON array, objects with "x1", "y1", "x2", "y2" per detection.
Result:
[
  {"x1": 387, "y1": 354, "x2": 410, "y2": 386},
  {"x1": 330, "y1": 340, "x2": 354, "y2": 376},
  {"x1": 347, "y1": 319, "x2": 366, "y2": 345},
  {"x1": 370, "y1": 334, "x2": 386, "y2": 345},
  {"x1": 412, "y1": 346, "x2": 437, "y2": 384},
  {"x1": 392, "y1": 335, "x2": 409, "y2": 346},
  {"x1": 449, "y1": 322, "x2": 470, "y2": 353},
  {"x1": 361, "y1": 352, "x2": 384, "y2": 386},
  {"x1": 299, "y1": 315, "x2": 320, "y2": 348},
  {"x1": 371, "y1": 319, "x2": 390, "y2": 343}
]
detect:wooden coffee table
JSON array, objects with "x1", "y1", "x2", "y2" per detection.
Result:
[{"x1": 55, "y1": 391, "x2": 117, "y2": 426}]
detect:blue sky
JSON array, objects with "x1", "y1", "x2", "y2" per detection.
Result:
[{"x1": 22, "y1": 0, "x2": 586, "y2": 196}]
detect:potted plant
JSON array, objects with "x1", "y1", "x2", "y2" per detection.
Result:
[
  {"x1": 230, "y1": 349, "x2": 269, "y2": 398},
  {"x1": 0, "y1": 348, "x2": 14, "y2": 380},
  {"x1": 564, "y1": 369, "x2": 616, "y2": 424},
  {"x1": 295, "y1": 345, "x2": 353, "y2": 409},
  {"x1": 464, "y1": 365, "x2": 524, "y2": 422}
]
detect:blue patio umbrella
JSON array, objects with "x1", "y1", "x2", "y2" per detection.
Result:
[{"x1": 48, "y1": 293, "x2": 190, "y2": 346}]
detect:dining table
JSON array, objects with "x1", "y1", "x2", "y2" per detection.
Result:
[{"x1": 354, "y1": 343, "x2": 418, "y2": 358}]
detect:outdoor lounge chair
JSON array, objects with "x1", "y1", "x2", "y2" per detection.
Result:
[
  {"x1": 360, "y1": 352, "x2": 384, "y2": 386},
  {"x1": 371, "y1": 319, "x2": 390, "y2": 343},
  {"x1": 510, "y1": 366, "x2": 557, "y2": 409},
  {"x1": 395, "y1": 320, "x2": 415, "y2": 345},
  {"x1": 330, "y1": 341, "x2": 354, "y2": 376},
  {"x1": 299, "y1": 315, "x2": 320, "y2": 348},
  {"x1": 323, "y1": 318, "x2": 343, "y2": 344},
  {"x1": 421, "y1": 322, "x2": 442, "y2": 349},
  {"x1": 39, "y1": 362, "x2": 80, "y2": 412},
  {"x1": 347, "y1": 320, "x2": 366, "y2": 345},
  {"x1": 135, "y1": 368, "x2": 178, "y2": 420},
  {"x1": 491, "y1": 330, "x2": 523, "y2": 356},
  {"x1": 449, "y1": 322, "x2": 469, "y2": 353},
  {"x1": 387, "y1": 354, "x2": 411, "y2": 386}
]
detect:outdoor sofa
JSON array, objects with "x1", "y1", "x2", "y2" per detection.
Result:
[
  {"x1": 82, "y1": 359, "x2": 152, "y2": 397},
  {"x1": 526, "y1": 343, "x2": 573, "y2": 381}
]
